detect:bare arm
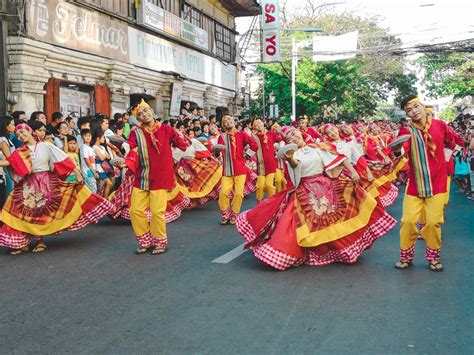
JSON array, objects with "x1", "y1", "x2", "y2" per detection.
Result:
[{"x1": 1, "y1": 141, "x2": 11, "y2": 158}]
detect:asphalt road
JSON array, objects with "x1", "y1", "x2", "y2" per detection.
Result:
[{"x1": 0, "y1": 185, "x2": 473, "y2": 354}]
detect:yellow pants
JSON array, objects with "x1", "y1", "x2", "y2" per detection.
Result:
[
  {"x1": 130, "y1": 188, "x2": 167, "y2": 239},
  {"x1": 256, "y1": 173, "x2": 276, "y2": 201},
  {"x1": 275, "y1": 168, "x2": 286, "y2": 193},
  {"x1": 218, "y1": 175, "x2": 246, "y2": 215},
  {"x1": 400, "y1": 193, "x2": 445, "y2": 260}
]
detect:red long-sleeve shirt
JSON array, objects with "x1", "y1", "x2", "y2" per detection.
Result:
[
  {"x1": 254, "y1": 131, "x2": 283, "y2": 174},
  {"x1": 398, "y1": 119, "x2": 455, "y2": 197},
  {"x1": 218, "y1": 131, "x2": 258, "y2": 176},
  {"x1": 128, "y1": 125, "x2": 187, "y2": 190}
]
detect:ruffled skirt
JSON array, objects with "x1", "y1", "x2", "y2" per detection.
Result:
[
  {"x1": 236, "y1": 174, "x2": 396, "y2": 271},
  {"x1": 0, "y1": 172, "x2": 113, "y2": 249}
]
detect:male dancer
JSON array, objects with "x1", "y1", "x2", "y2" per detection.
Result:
[
  {"x1": 217, "y1": 115, "x2": 258, "y2": 225},
  {"x1": 393, "y1": 95, "x2": 454, "y2": 271},
  {"x1": 128, "y1": 100, "x2": 187, "y2": 254},
  {"x1": 251, "y1": 117, "x2": 283, "y2": 202}
]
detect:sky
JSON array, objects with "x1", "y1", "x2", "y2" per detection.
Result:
[
  {"x1": 237, "y1": 0, "x2": 473, "y2": 46},
  {"x1": 236, "y1": 0, "x2": 473, "y2": 105}
]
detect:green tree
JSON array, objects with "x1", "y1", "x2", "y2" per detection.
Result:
[{"x1": 417, "y1": 53, "x2": 474, "y2": 99}]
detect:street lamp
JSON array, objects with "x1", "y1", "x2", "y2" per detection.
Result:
[{"x1": 285, "y1": 28, "x2": 324, "y2": 121}]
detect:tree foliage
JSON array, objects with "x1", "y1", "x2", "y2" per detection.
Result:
[
  {"x1": 418, "y1": 53, "x2": 474, "y2": 99},
  {"x1": 250, "y1": 10, "x2": 417, "y2": 121}
]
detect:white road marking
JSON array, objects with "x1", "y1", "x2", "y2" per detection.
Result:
[{"x1": 212, "y1": 243, "x2": 247, "y2": 264}]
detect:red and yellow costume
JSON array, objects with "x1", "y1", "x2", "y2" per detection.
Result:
[
  {"x1": 397, "y1": 114, "x2": 454, "y2": 262},
  {"x1": 236, "y1": 136, "x2": 396, "y2": 271},
  {"x1": 127, "y1": 123, "x2": 187, "y2": 248},
  {"x1": 252, "y1": 130, "x2": 283, "y2": 202},
  {"x1": 217, "y1": 130, "x2": 258, "y2": 220},
  {"x1": 0, "y1": 142, "x2": 113, "y2": 249}
]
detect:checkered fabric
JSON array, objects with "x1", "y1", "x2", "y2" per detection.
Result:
[
  {"x1": 220, "y1": 208, "x2": 234, "y2": 220},
  {"x1": 379, "y1": 184, "x2": 399, "y2": 207},
  {"x1": 235, "y1": 211, "x2": 256, "y2": 243},
  {"x1": 68, "y1": 198, "x2": 114, "y2": 231},
  {"x1": 253, "y1": 243, "x2": 305, "y2": 271},
  {"x1": 0, "y1": 227, "x2": 32, "y2": 249},
  {"x1": 400, "y1": 245, "x2": 416, "y2": 261},
  {"x1": 136, "y1": 234, "x2": 168, "y2": 248},
  {"x1": 243, "y1": 171, "x2": 257, "y2": 195},
  {"x1": 165, "y1": 193, "x2": 190, "y2": 223},
  {"x1": 137, "y1": 232, "x2": 154, "y2": 247},
  {"x1": 425, "y1": 246, "x2": 440, "y2": 261},
  {"x1": 307, "y1": 212, "x2": 396, "y2": 266}
]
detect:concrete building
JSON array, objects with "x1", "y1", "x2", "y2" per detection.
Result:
[{"x1": 5, "y1": 0, "x2": 260, "y2": 120}]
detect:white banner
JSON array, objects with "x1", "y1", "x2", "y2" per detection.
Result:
[
  {"x1": 128, "y1": 28, "x2": 236, "y2": 91},
  {"x1": 312, "y1": 31, "x2": 359, "y2": 62},
  {"x1": 169, "y1": 83, "x2": 183, "y2": 116},
  {"x1": 261, "y1": 0, "x2": 280, "y2": 63}
]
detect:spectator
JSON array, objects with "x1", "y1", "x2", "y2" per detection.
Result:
[
  {"x1": 29, "y1": 120, "x2": 47, "y2": 142},
  {"x1": 48, "y1": 111, "x2": 63, "y2": 132},
  {"x1": 0, "y1": 116, "x2": 16, "y2": 205},
  {"x1": 12, "y1": 111, "x2": 27, "y2": 122},
  {"x1": 30, "y1": 111, "x2": 48, "y2": 125},
  {"x1": 54, "y1": 121, "x2": 69, "y2": 151},
  {"x1": 80, "y1": 128, "x2": 98, "y2": 193},
  {"x1": 65, "y1": 135, "x2": 81, "y2": 183}
]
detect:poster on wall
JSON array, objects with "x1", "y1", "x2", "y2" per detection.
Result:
[
  {"x1": 60, "y1": 86, "x2": 92, "y2": 116},
  {"x1": 169, "y1": 83, "x2": 184, "y2": 116}
]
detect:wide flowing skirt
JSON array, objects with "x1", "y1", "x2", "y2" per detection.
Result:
[
  {"x1": 0, "y1": 172, "x2": 113, "y2": 249},
  {"x1": 236, "y1": 174, "x2": 396, "y2": 271},
  {"x1": 175, "y1": 157, "x2": 222, "y2": 209}
]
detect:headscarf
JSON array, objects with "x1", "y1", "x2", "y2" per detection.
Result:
[{"x1": 15, "y1": 123, "x2": 32, "y2": 133}]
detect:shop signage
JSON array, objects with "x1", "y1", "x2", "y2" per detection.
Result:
[
  {"x1": 261, "y1": 0, "x2": 280, "y2": 63},
  {"x1": 128, "y1": 28, "x2": 236, "y2": 91},
  {"x1": 26, "y1": 0, "x2": 129, "y2": 62},
  {"x1": 139, "y1": 2, "x2": 208, "y2": 51},
  {"x1": 138, "y1": 1, "x2": 164, "y2": 31}
]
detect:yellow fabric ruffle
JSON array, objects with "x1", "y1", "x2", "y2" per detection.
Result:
[{"x1": 1, "y1": 185, "x2": 92, "y2": 235}]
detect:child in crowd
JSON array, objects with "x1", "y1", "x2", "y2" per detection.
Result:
[
  {"x1": 65, "y1": 135, "x2": 81, "y2": 183},
  {"x1": 44, "y1": 130, "x2": 54, "y2": 144},
  {"x1": 92, "y1": 130, "x2": 113, "y2": 197},
  {"x1": 80, "y1": 129, "x2": 98, "y2": 193}
]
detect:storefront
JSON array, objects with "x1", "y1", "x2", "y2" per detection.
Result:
[{"x1": 7, "y1": 0, "x2": 241, "y2": 121}]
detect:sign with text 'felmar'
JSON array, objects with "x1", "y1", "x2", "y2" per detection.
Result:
[
  {"x1": 261, "y1": 0, "x2": 280, "y2": 63},
  {"x1": 26, "y1": 0, "x2": 129, "y2": 63}
]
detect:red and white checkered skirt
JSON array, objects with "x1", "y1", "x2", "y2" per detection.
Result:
[
  {"x1": 0, "y1": 173, "x2": 113, "y2": 249},
  {"x1": 236, "y1": 174, "x2": 397, "y2": 271}
]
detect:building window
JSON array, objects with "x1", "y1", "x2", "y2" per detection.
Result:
[
  {"x1": 182, "y1": 3, "x2": 201, "y2": 27},
  {"x1": 215, "y1": 23, "x2": 233, "y2": 61}
]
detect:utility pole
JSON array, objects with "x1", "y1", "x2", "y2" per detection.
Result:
[{"x1": 0, "y1": 0, "x2": 8, "y2": 116}]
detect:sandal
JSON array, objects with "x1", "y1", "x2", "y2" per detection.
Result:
[
  {"x1": 9, "y1": 246, "x2": 29, "y2": 256},
  {"x1": 135, "y1": 246, "x2": 151, "y2": 254},
  {"x1": 429, "y1": 261, "x2": 444, "y2": 272},
  {"x1": 229, "y1": 218, "x2": 236, "y2": 225},
  {"x1": 395, "y1": 260, "x2": 413, "y2": 270},
  {"x1": 150, "y1": 246, "x2": 167, "y2": 255},
  {"x1": 32, "y1": 243, "x2": 47, "y2": 253},
  {"x1": 220, "y1": 218, "x2": 229, "y2": 225}
]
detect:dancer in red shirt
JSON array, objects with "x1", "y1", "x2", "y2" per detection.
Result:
[{"x1": 128, "y1": 100, "x2": 187, "y2": 255}]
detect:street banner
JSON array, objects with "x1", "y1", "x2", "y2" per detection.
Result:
[
  {"x1": 312, "y1": 30, "x2": 359, "y2": 62},
  {"x1": 261, "y1": 0, "x2": 280, "y2": 63}
]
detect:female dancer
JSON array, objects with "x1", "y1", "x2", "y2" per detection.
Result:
[
  {"x1": 236, "y1": 128, "x2": 396, "y2": 270},
  {"x1": 0, "y1": 124, "x2": 113, "y2": 255}
]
